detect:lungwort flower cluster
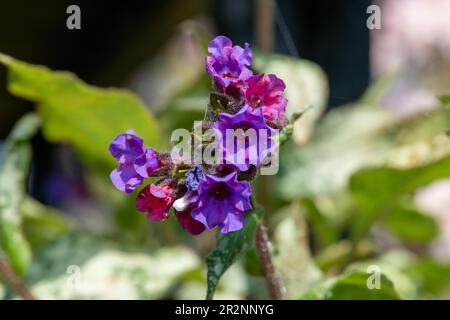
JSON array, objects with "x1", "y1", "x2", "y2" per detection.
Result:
[{"x1": 109, "y1": 36, "x2": 288, "y2": 234}]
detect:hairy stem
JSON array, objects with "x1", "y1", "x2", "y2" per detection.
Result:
[
  {"x1": 0, "y1": 255, "x2": 35, "y2": 300},
  {"x1": 255, "y1": 222, "x2": 285, "y2": 299}
]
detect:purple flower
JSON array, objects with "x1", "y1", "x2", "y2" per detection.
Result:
[
  {"x1": 214, "y1": 105, "x2": 277, "y2": 171},
  {"x1": 109, "y1": 130, "x2": 159, "y2": 193},
  {"x1": 206, "y1": 35, "x2": 253, "y2": 89},
  {"x1": 191, "y1": 172, "x2": 252, "y2": 233},
  {"x1": 185, "y1": 166, "x2": 204, "y2": 192},
  {"x1": 244, "y1": 74, "x2": 288, "y2": 122}
]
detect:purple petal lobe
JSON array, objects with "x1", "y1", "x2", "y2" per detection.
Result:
[
  {"x1": 191, "y1": 172, "x2": 252, "y2": 234},
  {"x1": 213, "y1": 105, "x2": 277, "y2": 171},
  {"x1": 108, "y1": 130, "x2": 160, "y2": 193},
  {"x1": 205, "y1": 35, "x2": 253, "y2": 90}
]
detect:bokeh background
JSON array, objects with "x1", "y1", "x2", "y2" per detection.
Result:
[{"x1": 1, "y1": 0, "x2": 450, "y2": 299}]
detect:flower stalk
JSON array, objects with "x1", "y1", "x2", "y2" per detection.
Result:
[
  {"x1": 0, "y1": 255, "x2": 34, "y2": 300},
  {"x1": 255, "y1": 221, "x2": 285, "y2": 299}
]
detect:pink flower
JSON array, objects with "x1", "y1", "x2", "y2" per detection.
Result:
[
  {"x1": 243, "y1": 74, "x2": 287, "y2": 122},
  {"x1": 176, "y1": 207, "x2": 206, "y2": 235},
  {"x1": 135, "y1": 184, "x2": 174, "y2": 221}
]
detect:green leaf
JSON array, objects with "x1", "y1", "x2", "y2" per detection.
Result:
[
  {"x1": 276, "y1": 82, "x2": 450, "y2": 200},
  {"x1": 315, "y1": 240, "x2": 353, "y2": 272},
  {"x1": 384, "y1": 205, "x2": 438, "y2": 244},
  {"x1": 0, "y1": 113, "x2": 41, "y2": 275},
  {"x1": 26, "y1": 234, "x2": 105, "y2": 285},
  {"x1": 404, "y1": 259, "x2": 450, "y2": 297},
  {"x1": 300, "y1": 198, "x2": 340, "y2": 249},
  {"x1": 0, "y1": 53, "x2": 161, "y2": 177},
  {"x1": 21, "y1": 197, "x2": 70, "y2": 248},
  {"x1": 438, "y1": 94, "x2": 450, "y2": 106},
  {"x1": 29, "y1": 241, "x2": 200, "y2": 299},
  {"x1": 315, "y1": 239, "x2": 376, "y2": 273},
  {"x1": 243, "y1": 248, "x2": 264, "y2": 277},
  {"x1": 276, "y1": 104, "x2": 395, "y2": 198},
  {"x1": 345, "y1": 250, "x2": 418, "y2": 299},
  {"x1": 175, "y1": 263, "x2": 249, "y2": 300},
  {"x1": 205, "y1": 209, "x2": 262, "y2": 300},
  {"x1": 350, "y1": 154, "x2": 450, "y2": 242},
  {"x1": 273, "y1": 205, "x2": 322, "y2": 298},
  {"x1": 301, "y1": 271, "x2": 400, "y2": 300}
]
